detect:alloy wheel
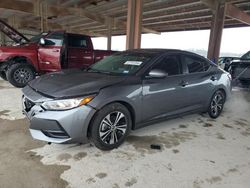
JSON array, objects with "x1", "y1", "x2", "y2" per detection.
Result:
[
  {"x1": 13, "y1": 68, "x2": 32, "y2": 84},
  {"x1": 210, "y1": 92, "x2": 224, "y2": 117},
  {"x1": 99, "y1": 111, "x2": 128, "y2": 145}
]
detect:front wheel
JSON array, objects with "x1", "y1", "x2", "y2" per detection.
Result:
[
  {"x1": 208, "y1": 90, "x2": 225, "y2": 119},
  {"x1": 90, "y1": 103, "x2": 132, "y2": 150},
  {"x1": 6, "y1": 63, "x2": 35, "y2": 88}
]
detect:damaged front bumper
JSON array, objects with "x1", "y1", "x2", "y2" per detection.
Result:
[{"x1": 22, "y1": 86, "x2": 96, "y2": 144}]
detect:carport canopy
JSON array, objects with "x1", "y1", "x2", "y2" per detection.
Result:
[{"x1": 0, "y1": 0, "x2": 250, "y2": 62}]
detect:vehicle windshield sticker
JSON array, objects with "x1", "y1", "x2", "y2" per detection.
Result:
[{"x1": 124, "y1": 61, "x2": 143, "y2": 66}]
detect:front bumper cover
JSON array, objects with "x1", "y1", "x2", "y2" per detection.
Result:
[{"x1": 22, "y1": 86, "x2": 96, "y2": 144}]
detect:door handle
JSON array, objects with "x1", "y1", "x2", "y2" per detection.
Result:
[
  {"x1": 210, "y1": 76, "x2": 217, "y2": 81},
  {"x1": 180, "y1": 80, "x2": 189, "y2": 87},
  {"x1": 52, "y1": 49, "x2": 59, "y2": 52}
]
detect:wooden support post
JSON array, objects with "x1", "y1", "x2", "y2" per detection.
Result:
[
  {"x1": 126, "y1": 0, "x2": 142, "y2": 50},
  {"x1": 207, "y1": 1, "x2": 226, "y2": 63},
  {"x1": 39, "y1": 1, "x2": 48, "y2": 32},
  {"x1": 107, "y1": 18, "x2": 112, "y2": 50}
]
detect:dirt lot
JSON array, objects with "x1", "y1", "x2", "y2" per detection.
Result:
[{"x1": 0, "y1": 78, "x2": 250, "y2": 188}]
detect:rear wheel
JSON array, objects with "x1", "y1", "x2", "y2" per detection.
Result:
[
  {"x1": 208, "y1": 90, "x2": 225, "y2": 119},
  {"x1": 90, "y1": 103, "x2": 132, "y2": 150},
  {"x1": 6, "y1": 63, "x2": 35, "y2": 88}
]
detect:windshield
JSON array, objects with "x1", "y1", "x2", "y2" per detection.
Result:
[
  {"x1": 29, "y1": 32, "x2": 48, "y2": 43},
  {"x1": 241, "y1": 51, "x2": 250, "y2": 59},
  {"x1": 88, "y1": 52, "x2": 155, "y2": 75}
]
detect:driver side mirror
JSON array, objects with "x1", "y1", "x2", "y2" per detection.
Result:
[
  {"x1": 39, "y1": 38, "x2": 46, "y2": 45},
  {"x1": 146, "y1": 69, "x2": 168, "y2": 79}
]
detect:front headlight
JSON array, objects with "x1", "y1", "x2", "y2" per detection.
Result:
[{"x1": 42, "y1": 96, "x2": 95, "y2": 111}]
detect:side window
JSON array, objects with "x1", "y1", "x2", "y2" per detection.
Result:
[
  {"x1": 203, "y1": 61, "x2": 211, "y2": 71},
  {"x1": 241, "y1": 51, "x2": 250, "y2": 59},
  {"x1": 152, "y1": 55, "x2": 181, "y2": 76},
  {"x1": 68, "y1": 35, "x2": 88, "y2": 48},
  {"x1": 45, "y1": 32, "x2": 64, "y2": 46},
  {"x1": 183, "y1": 55, "x2": 210, "y2": 73}
]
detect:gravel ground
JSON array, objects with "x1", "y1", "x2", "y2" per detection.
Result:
[{"x1": 0, "y1": 78, "x2": 250, "y2": 188}]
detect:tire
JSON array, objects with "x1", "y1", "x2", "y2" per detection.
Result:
[
  {"x1": 0, "y1": 71, "x2": 7, "y2": 81},
  {"x1": 90, "y1": 103, "x2": 132, "y2": 150},
  {"x1": 6, "y1": 63, "x2": 35, "y2": 88},
  {"x1": 208, "y1": 90, "x2": 225, "y2": 119}
]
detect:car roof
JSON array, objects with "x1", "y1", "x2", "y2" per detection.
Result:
[
  {"x1": 125, "y1": 48, "x2": 207, "y2": 59},
  {"x1": 126, "y1": 48, "x2": 183, "y2": 54},
  {"x1": 122, "y1": 48, "x2": 215, "y2": 65}
]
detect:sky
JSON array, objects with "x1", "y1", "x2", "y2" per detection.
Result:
[{"x1": 92, "y1": 26, "x2": 250, "y2": 57}]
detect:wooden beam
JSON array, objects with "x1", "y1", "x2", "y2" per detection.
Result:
[
  {"x1": 207, "y1": 1, "x2": 226, "y2": 63},
  {"x1": 143, "y1": 11, "x2": 212, "y2": 25},
  {"x1": 226, "y1": 3, "x2": 250, "y2": 25},
  {"x1": 201, "y1": 0, "x2": 218, "y2": 11},
  {"x1": 0, "y1": 0, "x2": 160, "y2": 35},
  {"x1": 107, "y1": 0, "x2": 200, "y2": 19},
  {"x1": 107, "y1": 17, "x2": 112, "y2": 50},
  {"x1": 126, "y1": 0, "x2": 142, "y2": 49},
  {"x1": 0, "y1": 0, "x2": 34, "y2": 14},
  {"x1": 202, "y1": 0, "x2": 250, "y2": 25},
  {"x1": 17, "y1": 18, "x2": 106, "y2": 37},
  {"x1": 143, "y1": 5, "x2": 210, "y2": 22}
]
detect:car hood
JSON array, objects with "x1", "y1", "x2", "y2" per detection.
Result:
[
  {"x1": 0, "y1": 19, "x2": 29, "y2": 43},
  {"x1": 27, "y1": 69, "x2": 127, "y2": 99}
]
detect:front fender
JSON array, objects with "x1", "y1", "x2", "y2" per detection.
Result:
[{"x1": 88, "y1": 84, "x2": 143, "y2": 124}]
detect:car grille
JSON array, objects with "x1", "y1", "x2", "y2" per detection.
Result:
[{"x1": 23, "y1": 97, "x2": 35, "y2": 112}]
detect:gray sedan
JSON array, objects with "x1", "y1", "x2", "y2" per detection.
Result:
[{"x1": 22, "y1": 49, "x2": 232, "y2": 150}]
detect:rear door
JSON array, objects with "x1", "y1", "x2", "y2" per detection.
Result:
[
  {"x1": 38, "y1": 31, "x2": 64, "y2": 72},
  {"x1": 67, "y1": 34, "x2": 94, "y2": 69},
  {"x1": 180, "y1": 54, "x2": 215, "y2": 109},
  {"x1": 142, "y1": 53, "x2": 188, "y2": 121}
]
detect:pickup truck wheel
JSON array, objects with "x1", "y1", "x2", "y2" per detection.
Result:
[
  {"x1": 90, "y1": 103, "x2": 132, "y2": 150},
  {"x1": 6, "y1": 63, "x2": 35, "y2": 88},
  {"x1": 0, "y1": 71, "x2": 7, "y2": 81}
]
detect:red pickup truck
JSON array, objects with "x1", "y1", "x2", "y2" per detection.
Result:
[{"x1": 0, "y1": 20, "x2": 115, "y2": 87}]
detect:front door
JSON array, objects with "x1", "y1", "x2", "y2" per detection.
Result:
[
  {"x1": 38, "y1": 31, "x2": 64, "y2": 72},
  {"x1": 142, "y1": 54, "x2": 188, "y2": 122},
  {"x1": 67, "y1": 34, "x2": 94, "y2": 69}
]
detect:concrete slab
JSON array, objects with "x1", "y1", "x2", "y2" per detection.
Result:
[{"x1": 0, "y1": 78, "x2": 250, "y2": 188}]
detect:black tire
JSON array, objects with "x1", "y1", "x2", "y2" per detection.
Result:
[
  {"x1": 0, "y1": 71, "x2": 7, "y2": 81},
  {"x1": 6, "y1": 63, "x2": 35, "y2": 88},
  {"x1": 208, "y1": 90, "x2": 225, "y2": 119},
  {"x1": 90, "y1": 103, "x2": 132, "y2": 150}
]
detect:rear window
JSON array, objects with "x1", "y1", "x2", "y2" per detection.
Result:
[{"x1": 68, "y1": 35, "x2": 88, "y2": 48}]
